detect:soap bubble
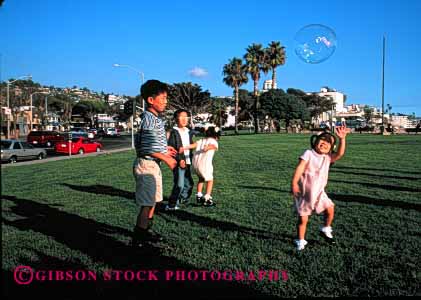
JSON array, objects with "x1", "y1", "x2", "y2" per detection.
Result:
[{"x1": 294, "y1": 24, "x2": 337, "y2": 64}]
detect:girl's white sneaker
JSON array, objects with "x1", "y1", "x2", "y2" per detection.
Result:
[
  {"x1": 294, "y1": 239, "x2": 308, "y2": 251},
  {"x1": 320, "y1": 226, "x2": 336, "y2": 244}
]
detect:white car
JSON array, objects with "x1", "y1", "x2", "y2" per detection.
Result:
[
  {"x1": 1, "y1": 140, "x2": 47, "y2": 163},
  {"x1": 105, "y1": 128, "x2": 120, "y2": 137}
]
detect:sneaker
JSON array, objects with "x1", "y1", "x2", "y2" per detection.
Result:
[
  {"x1": 319, "y1": 226, "x2": 336, "y2": 244},
  {"x1": 165, "y1": 204, "x2": 180, "y2": 211},
  {"x1": 294, "y1": 239, "x2": 308, "y2": 251},
  {"x1": 196, "y1": 195, "x2": 205, "y2": 205},
  {"x1": 203, "y1": 198, "x2": 216, "y2": 207}
]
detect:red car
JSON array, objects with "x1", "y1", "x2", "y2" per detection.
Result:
[{"x1": 55, "y1": 137, "x2": 103, "y2": 155}]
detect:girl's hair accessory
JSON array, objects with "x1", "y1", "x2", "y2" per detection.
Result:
[{"x1": 310, "y1": 131, "x2": 337, "y2": 152}]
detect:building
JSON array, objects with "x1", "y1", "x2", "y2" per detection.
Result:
[
  {"x1": 107, "y1": 94, "x2": 126, "y2": 105},
  {"x1": 262, "y1": 80, "x2": 274, "y2": 92},
  {"x1": 310, "y1": 87, "x2": 347, "y2": 126},
  {"x1": 95, "y1": 114, "x2": 116, "y2": 129},
  {"x1": 391, "y1": 115, "x2": 416, "y2": 128}
]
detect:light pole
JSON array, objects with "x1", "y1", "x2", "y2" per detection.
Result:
[
  {"x1": 6, "y1": 74, "x2": 32, "y2": 139},
  {"x1": 112, "y1": 64, "x2": 145, "y2": 149},
  {"x1": 381, "y1": 35, "x2": 386, "y2": 135}
]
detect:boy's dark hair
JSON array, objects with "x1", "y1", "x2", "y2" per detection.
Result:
[
  {"x1": 205, "y1": 126, "x2": 221, "y2": 139},
  {"x1": 140, "y1": 80, "x2": 169, "y2": 105},
  {"x1": 310, "y1": 132, "x2": 337, "y2": 153},
  {"x1": 173, "y1": 109, "x2": 190, "y2": 120}
]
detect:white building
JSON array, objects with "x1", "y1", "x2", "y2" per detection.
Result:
[
  {"x1": 391, "y1": 115, "x2": 415, "y2": 128},
  {"x1": 107, "y1": 94, "x2": 121, "y2": 105},
  {"x1": 262, "y1": 80, "x2": 274, "y2": 92},
  {"x1": 310, "y1": 87, "x2": 347, "y2": 125},
  {"x1": 95, "y1": 114, "x2": 116, "y2": 128}
]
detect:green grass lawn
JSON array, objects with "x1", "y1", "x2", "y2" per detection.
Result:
[{"x1": 2, "y1": 134, "x2": 421, "y2": 298}]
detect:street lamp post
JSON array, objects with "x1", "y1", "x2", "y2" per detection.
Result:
[
  {"x1": 381, "y1": 35, "x2": 386, "y2": 135},
  {"x1": 6, "y1": 74, "x2": 32, "y2": 139},
  {"x1": 112, "y1": 64, "x2": 145, "y2": 149}
]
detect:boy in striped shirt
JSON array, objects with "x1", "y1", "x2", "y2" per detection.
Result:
[{"x1": 132, "y1": 79, "x2": 177, "y2": 248}]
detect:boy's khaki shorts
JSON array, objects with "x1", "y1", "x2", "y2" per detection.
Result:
[{"x1": 133, "y1": 158, "x2": 162, "y2": 207}]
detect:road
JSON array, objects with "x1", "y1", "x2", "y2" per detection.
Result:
[
  {"x1": 45, "y1": 134, "x2": 133, "y2": 158},
  {"x1": 2, "y1": 134, "x2": 134, "y2": 165}
]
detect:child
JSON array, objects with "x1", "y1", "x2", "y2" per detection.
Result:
[
  {"x1": 166, "y1": 109, "x2": 195, "y2": 210},
  {"x1": 181, "y1": 126, "x2": 220, "y2": 207},
  {"x1": 291, "y1": 124, "x2": 349, "y2": 251},
  {"x1": 132, "y1": 80, "x2": 177, "y2": 248}
]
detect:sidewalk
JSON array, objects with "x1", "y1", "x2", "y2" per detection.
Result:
[{"x1": 1, "y1": 147, "x2": 133, "y2": 169}]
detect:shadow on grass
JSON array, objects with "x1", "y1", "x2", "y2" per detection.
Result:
[
  {"x1": 329, "y1": 179, "x2": 421, "y2": 193},
  {"x1": 329, "y1": 193, "x2": 421, "y2": 212},
  {"x1": 331, "y1": 165, "x2": 421, "y2": 176},
  {"x1": 61, "y1": 183, "x2": 295, "y2": 244},
  {"x1": 2, "y1": 195, "x2": 275, "y2": 299},
  {"x1": 157, "y1": 202, "x2": 294, "y2": 244},
  {"x1": 330, "y1": 169, "x2": 420, "y2": 181},
  {"x1": 62, "y1": 183, "x2": 135, "y2": 200}
]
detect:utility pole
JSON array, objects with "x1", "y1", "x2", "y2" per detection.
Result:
[{"x1": 381, "y1": 35, "x2": 386, "y2": 134}]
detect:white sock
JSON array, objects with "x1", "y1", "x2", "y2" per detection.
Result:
[
  {"x1": 204, "y1": 194, "x2": 211, "y2": 201},
  {"x1": 196, "y1": 192, "x2": 203, "y2": 197}
]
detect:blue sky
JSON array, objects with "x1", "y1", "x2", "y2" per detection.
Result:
[{"x1": 1, "y1": 0, "x2": 420, "y2": 115}]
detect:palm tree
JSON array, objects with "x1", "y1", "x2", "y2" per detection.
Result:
[
  {"x1": 265, "y1": 41, "x2": 286, "y2": 89},
  {"x1": 244, "y1": 43, "x2": 268, "y2": 133},
  {"x1": 223, "y1": 57, "x2": 248, "y2": 134}
]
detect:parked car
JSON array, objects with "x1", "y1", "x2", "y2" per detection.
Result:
[
  {"x1": 96, "y1": 128, "x2": 106, "y2": 137},
  {"x1": 1, "y1": 140, "x2": 47, "y2": 163},
  {"x1": 55, "y1": 137, "x2": 103, "y2": 155},
  {"x1": 70, "y1": 127, "x2": 94, "y2": 139},
  {"x1": 105, "y1": 127, "x2": 120, "y2": 137},
  {"x1": 27, "y1": 130, "x2": 64, "y2": 147},
  {"x1": 88, "y1": 128, "x2": 98, "y2": 136}
]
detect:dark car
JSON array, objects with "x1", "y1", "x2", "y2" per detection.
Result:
[{"x1": 27, "y1": 131, "x2": 64, "y2": 147}]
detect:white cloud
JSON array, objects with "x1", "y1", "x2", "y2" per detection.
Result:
[{"x1": 188, "y1": 67, "x2": 208, "y2": 78}]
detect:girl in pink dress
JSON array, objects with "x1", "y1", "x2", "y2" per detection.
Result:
[{"x1": 291, "y1": 125, "x2": 349, "y2": 251}]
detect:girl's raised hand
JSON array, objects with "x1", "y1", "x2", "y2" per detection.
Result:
[{"x1": 335, "y1": 123, "x2": 350, "y2": 139}]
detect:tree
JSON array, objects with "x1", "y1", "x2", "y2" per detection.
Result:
[
  {"x1": 208, "y1": 97, "x2": 232, "y2": 129},
  {"x1": 73, "y1": 100, "x2": 107, "y2": 127},
  {"x1": 260, "y1": 89, "x2": 310, "y2": 132},
  {"x1": 363, "y1": 105, "x2": 374, "y2": 125},
  {"x1": 222, "y1": 57, "x2": 248, "y2": 134},
  {"x1": 244, "y1": 43, "x2": 268, "y2": 133},
  {"x1": 167, "y1": 82, "x2": 211, "y2": 126},
  {"x1": 265, "y1": 41, "x2": 286, "y2": 89},
  {"x1": 287, "y1": 88, "x2": 334, "y2": 125}
]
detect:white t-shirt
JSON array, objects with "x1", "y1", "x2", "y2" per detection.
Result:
[{"x1": 175, "y1": 127, "x2": 191, "y2": 164}]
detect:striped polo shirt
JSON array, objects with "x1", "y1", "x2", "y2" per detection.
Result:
[{"x1": 135, "y1": 110, "x2": 167, "y2": 157}]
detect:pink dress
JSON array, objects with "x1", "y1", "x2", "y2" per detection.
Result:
[{"x1": 295, "y1": 149, "x2": 335, "y2": 216}]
